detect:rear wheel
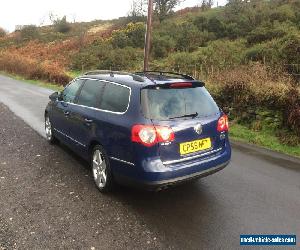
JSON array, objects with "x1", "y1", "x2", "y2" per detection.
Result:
[
  {"x1": 45, "y1": 115, "x2": 58, "y2": 144},
  {"x1": 91, "y1": 145, "x2": 114, "y2": 192}
]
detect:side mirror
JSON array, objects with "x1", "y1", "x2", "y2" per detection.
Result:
[{"x1": 49, "y1": 92, "x2": 59, "y2": 101}]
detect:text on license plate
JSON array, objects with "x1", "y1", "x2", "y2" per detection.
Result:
[{"x1": 179, "y1": 138, "x2": 212, "y2": 155}]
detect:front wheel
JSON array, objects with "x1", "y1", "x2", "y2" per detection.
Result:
[
  {"x1": 92, "y1": 145, "x2": 114, "y2": 193},
  {"x1": 45, "y1": 115, "x2": 57, "y2": 144}
]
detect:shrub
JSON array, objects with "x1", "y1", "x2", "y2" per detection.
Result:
[
  {"x1": 270, "y1": 4, "x2": 296, "y2": 22},
  {"x1": 246, "y1": 25, "x2": 286, "y2": 45},
  {"x1": 244, "y1": 39, "x2": 281, "y2": 64},
  {"x1": 206, "y1": 63, "x2": 300, "y2": 139},
  {"x1": 193, "y1": 16, "x2": 208, "y2": 32},
  {"x1": 156, "y1": 39, "x2": 246, "y2": 77},
  {"x1": 175, "y1": 22, "x2": 211, "y2": 52},
  {"x1": 279, "y1": 33, "x2": 300, "y2": 65},
  {"x1": 125, "y1": 22, "x2": 145, "y2": 48},
  {"x1": 111, "y1": 31, "x2": 130, "y2": 48},
  {"x1": 284, "y1": 88, "x2": 300, "y2": 137},
  {"x1": 98, "y1": 47, "x2": 143, "y2": 71},
  {"x1": 71, "y1": 42, "x2": 112, "y2": 71},
  {"x1": 244, "y1": 32, "x2": 300, "y2": 69},
  {"x1": 194, "y1": 39, "x2": 245, "y2": 70},
  {"x1": 54, "y1": 16, "x2": 72, "y2": 33},
  {"x1": 152, "y1": 35, "x2": 175, "y2": 58},
  {"x1": 208, "y1": 63, "x2": 292, "y2": 112},
  {"x1": 71, "y1": 42, "x2": 143, "y2": 71},
  {"x1": 0, "y1": 51, "x2": 71, "y2": 84},
  {"x1": 207, "y1": 17, "x2": 226, "y2": 38},
  {"x1": 157, "y1": 51, "x2": 197, "y2": 75},
  {"x1": 111, "y1": 22, "x2": 145, "y2": 49},
  {"x1": 19, "y1": 25, "x2": 40, "y2": 40}
]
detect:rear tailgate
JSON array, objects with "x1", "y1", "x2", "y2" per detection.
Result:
[
  {"x1": 141, "y1": 83, "x2": 224, "y2": 164},
  {"x1": 153, "y1": 116, "x2": 223, "y2": 164}
]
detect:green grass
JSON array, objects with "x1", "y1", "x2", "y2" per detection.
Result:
[
  {"x1": 230, "y1": 123, "x2": 300, "y2": 158},
  {"x1": 0, "y1": 71, "x2": 64, "y2": 92}
]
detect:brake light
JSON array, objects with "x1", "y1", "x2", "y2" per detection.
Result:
[
  {"x1": 131, "y1": 125, "x2": 175, "y2": 147},
  {"x1": 170, "y1": 82, "x2": 193, "y2": 88},
  {"x1": 156, "y1": 126, "x2": 175, "y2": 142},
  {"x1": 217, "y1": 115, "x2": 229, "y2": 132}
]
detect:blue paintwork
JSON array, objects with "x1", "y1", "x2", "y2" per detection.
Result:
[{"x1": 45, "y1": 73, "x2": 231, "y2": 188}]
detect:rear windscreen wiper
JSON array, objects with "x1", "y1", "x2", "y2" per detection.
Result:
[{"x1": 169, "y1": 112, "x2": 198, "y2": 119}]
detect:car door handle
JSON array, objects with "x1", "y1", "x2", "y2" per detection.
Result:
[
  {"x1": 84, "y1": 118, "x2": 93, "y2": 124},
  {"x1": 64, "y1": 111, "x2": 70, "y2": 116}
]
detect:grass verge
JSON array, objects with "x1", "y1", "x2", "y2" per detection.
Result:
[
  {"x1": 230, "y1": 123, "x2": 300, "y2": 158},
  {"x1": 0, "y1": 71, "x2": 64, "y2": 92}
]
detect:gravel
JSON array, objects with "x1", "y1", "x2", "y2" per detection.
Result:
[{"x1": 0, "y1": 104, "x2": 166, "y2": 250}]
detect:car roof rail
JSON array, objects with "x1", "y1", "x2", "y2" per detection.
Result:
[
  {"x1": 130, "y1": 74, "x2": 145, "y2": 82},
  {"x1": 135, "y1": 71, "x2": 195, "y2": 81},
  {"x1": 84, "y1": 70, "x2": 145, "y2": 82},
  {"x1": 84, "y1": 70, "x2": 117, "y2": 77}
]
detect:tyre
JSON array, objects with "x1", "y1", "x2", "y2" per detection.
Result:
[
  {"x1": 91, "y1": 145, "x2": 114, "y2": 192},
  {"x1": 45, "y1": 114, "x2": 58, "y2": 144}
]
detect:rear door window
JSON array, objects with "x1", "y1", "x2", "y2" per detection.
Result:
[
  {"x1": 77, "y1": 80, "x2": 105, "y2": 108},
  {"x1": 141, "y1": 87, "x2": 219, "y2": 120},
  {"x1": 99, "y1": 83, "x2": 130, "y2": 113}
]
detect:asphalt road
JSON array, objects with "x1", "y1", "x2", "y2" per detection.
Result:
[{"x1": 0, "y1": 75, "x2": 299, "y2": 249}]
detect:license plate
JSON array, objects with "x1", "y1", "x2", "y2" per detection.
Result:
[{"x1": 179, "y1": 138, "x2": 212, "y2": 155}]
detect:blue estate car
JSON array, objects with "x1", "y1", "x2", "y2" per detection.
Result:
[{"x1": 45, "y1": 71, "x2": 231, "y2": 192}]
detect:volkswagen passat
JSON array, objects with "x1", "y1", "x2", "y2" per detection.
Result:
[{"x1": 45, "y1": 71, "x2": 231, "y2": 192}]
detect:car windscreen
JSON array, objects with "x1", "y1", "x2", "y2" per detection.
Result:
[{"x1": 141, "y1": 87, "x2": 220, "y2": 120}]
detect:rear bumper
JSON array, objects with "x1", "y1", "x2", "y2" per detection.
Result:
[
  {"x1": 118, "y1": 160, "x2": 229, "y2": 190},
  {"x1": 113, "y1": 143, "x2": 231, "y2": 190}
]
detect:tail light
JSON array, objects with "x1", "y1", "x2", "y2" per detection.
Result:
[
  {"x1": 217, "y1": 115, "x2": 229, "y2": 132},
  {"x1": 131, "y1": 125, "x2": 175, "y2": 147}
]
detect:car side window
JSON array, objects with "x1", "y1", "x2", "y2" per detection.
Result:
[
  {"x1": 100, "y1": 83, "x2": 130, "y2": 113},
  {"x1": 61, "y1": 79, "x2": 84, "y2": 103},
  {"x1": 77, "y1": 80, "x2": 105, "y2": 108}
]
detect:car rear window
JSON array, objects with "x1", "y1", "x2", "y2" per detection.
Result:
[{"x1": 141, "y1": 87, "x2": 219, "y2": 120}]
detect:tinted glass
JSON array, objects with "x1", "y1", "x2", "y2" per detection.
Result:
[
  {"x1": 141, "y1": 87, "x2": 219, "y2": 120},
  {"x1": 62, "y1": 79, "x2": 84, "y2": 103},
  {"x1": 77, "y1": 80, "x2": 105, "y2": 108},
  {"x1": 100, "y1": 83, "x2": 130, "y2": 113}
]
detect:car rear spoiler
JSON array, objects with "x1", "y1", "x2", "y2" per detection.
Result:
[
  {"x1": 135, "y1": 71, "x2": 195, "y2": 81},
  {"x1": 142, "y1": 81, "x2": 205, "y2": 89}
]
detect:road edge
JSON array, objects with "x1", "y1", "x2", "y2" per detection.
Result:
[{"x1": 230, "y1": 139, "x2": 300, "y2": 166}]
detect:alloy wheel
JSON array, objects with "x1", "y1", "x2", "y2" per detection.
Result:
[
  {"x1": 92, "y1": 149, "x2": 107, "y2": 188},
  {"x1": 45, "y1": 116, "x2": 52, "y2": 141}
]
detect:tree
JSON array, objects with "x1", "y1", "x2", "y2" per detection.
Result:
[
  {"x1": 154, "y1": 0, "x2": 184, "y2": 22},
  {"x1": 200, "y1": 0, "x2": 214, "y2": 10},
  {"x1": 49, "y1": 13, "x2": 72, "y2": 33},
  {"x1": 54, "y1": 16, "x2": 72, "y2": 33},
  {"x1": 128, "y1": 0, "x2": 147, "y2": 22}
]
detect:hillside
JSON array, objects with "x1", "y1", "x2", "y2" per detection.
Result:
[
  {"x1": 0, "y1": 0, "x2": 300, "y2": 153},
  {"x1": 1, "y1": 1, "x2": 300, "y2": 81}
]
